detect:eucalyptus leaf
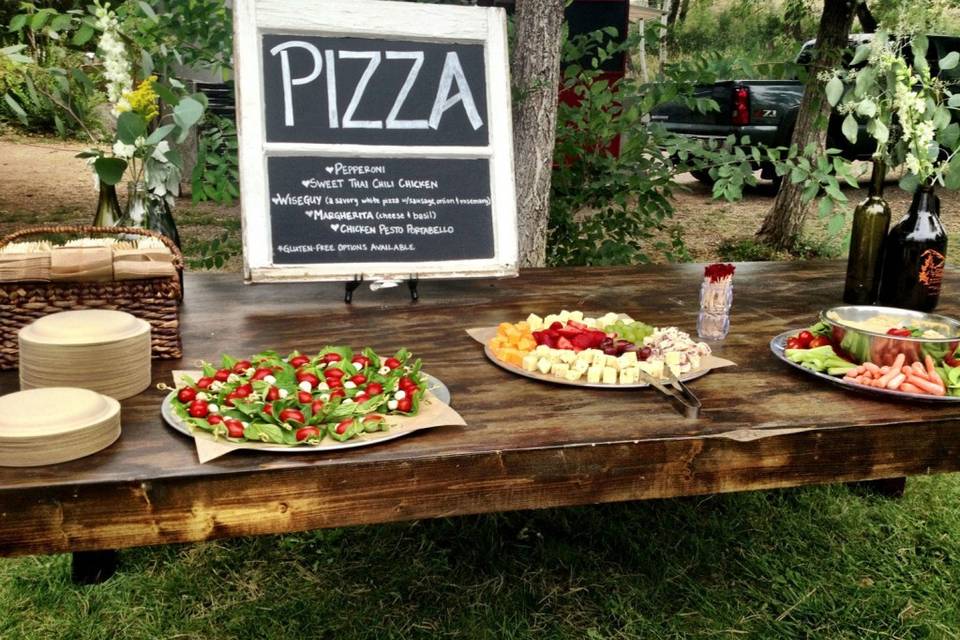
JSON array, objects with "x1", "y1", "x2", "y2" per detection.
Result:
[
  {"x1": 950, "y1": 93, "x2": 960, "y2": 108},
  {"x1": 116, "y1": 111, "x2": 147, "y2": 145},
  {"x1": 841, "y1": 114, "x2": 858, "y2": 144},
  {"x1": 899, "y1": 172, "x2": 920, "y2": 193},
  {"x1": 827, "y1": 213, "x2": 845, "y2": 236},
  {"x1": 825, "y1": 76, "x2": 844, "y2": 107},
  {"x1": 944, "y1": 155, "x2": 960, "y2": 190},
  {"x1": 941, "y1": 51, "x2": 960, "y2": 71},
  {"x1": 856, "y1": 100, "x2": 876, "y2": 118},
  {"x1": 93, "y1": 157, "x2": 128, "y2": 186},
  {"x1": 851, "y1": 44, "x2": 872, "y2": 66},
  {"x1": 145, "y1": 123, "x2": 176, "y2": 146}
]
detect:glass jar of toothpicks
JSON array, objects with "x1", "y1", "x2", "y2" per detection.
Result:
[{"x1": 698, "y1": 263, "x2": 735, "y2": 341}]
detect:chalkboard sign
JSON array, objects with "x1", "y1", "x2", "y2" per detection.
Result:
[{"x1": 234, "y1": 0, "x2": 517, "y2": 283}]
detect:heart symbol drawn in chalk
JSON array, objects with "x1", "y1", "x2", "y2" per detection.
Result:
[
  {"x1": 330, "y1": 224, "x2": 340, "y2": 232},
  {"x1": 271, "y1": 195, "x2": 282, "y2": 205},
  {"x1": 325, "y1": 166, "x2": 334, "y2": 174},
  {"x1": 301, "y1": 179, "x2": 312, "y2": 188}
]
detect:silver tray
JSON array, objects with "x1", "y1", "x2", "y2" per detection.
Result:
[
  {"x1": 161, "y1": 373, "x2": 450, "y2": 452},
  {"x1": 770, "y1": 329, "x2": 960, "y2": 404},
  {"x1": 482, "y1": 344, "x2": 711, "y2": 389}
]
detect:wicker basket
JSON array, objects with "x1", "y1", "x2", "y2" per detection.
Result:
[{"x1": 0, "y1": 225, "x2": 183, "y2": 370}]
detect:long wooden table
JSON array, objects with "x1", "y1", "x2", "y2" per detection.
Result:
[{"x1": 2, "y1": 262, "x2": 960, "y2": 572}]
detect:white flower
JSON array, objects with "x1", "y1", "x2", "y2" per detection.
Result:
[
  {"x1": 112, "y1": 140, "x2": 136, "y2": 159},
  {"x1": 95, "y1": 3, "x2": 132, "y2": 115}
]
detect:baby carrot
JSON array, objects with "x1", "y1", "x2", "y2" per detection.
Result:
[
  {"x1": 863, "y1": 362, "x2": 881, "y2": 375},
  {"x1": 924, "y1": 355, "x2": 944, "y2": 389},
  {"x1": 886, "y1": 373, "x2": 906, "y2": 390},
  {"x1": 906, "y1": 373, "x2": 946, "y2": 396},
  {"x1": 899, "y1": 382, "x2": 924, "y2": 394}
]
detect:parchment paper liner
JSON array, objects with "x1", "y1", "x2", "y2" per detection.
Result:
[{"x1": 171, "y1": 370, "x2": 466, "y2": 463}]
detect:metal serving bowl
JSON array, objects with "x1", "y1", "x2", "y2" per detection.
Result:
[{"x1": 820, "y1": 305, "x2": 960, "y2": 367}]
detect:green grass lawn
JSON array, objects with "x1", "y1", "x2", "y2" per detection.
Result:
[{"x1": 3, "y1": 476, "x2": 960, "y2": 639}]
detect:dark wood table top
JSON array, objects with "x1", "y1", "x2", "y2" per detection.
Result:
[{"x1": 2, "y1": 261, "x2": 960, "y2": 556}]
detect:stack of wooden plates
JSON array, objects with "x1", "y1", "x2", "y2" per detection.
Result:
[
  {"x1": 19, "y1": 310, "x2": 151, "y2": 400},
  {"x1": 0, "y1": 387, "x2": 121, "y2": 467}
]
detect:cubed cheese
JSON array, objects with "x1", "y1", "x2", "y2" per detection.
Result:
[
  {"x1": 573, "y1": 359, "x2": 590, "y2": 373},
  {"x1": 564, "y1": 368, "x2": 582, "y2": 382},
  {"x1": 619, "y1": 369, "x2": 635, "y2": 385},
  {"x1": 558, "y1": 310, "x2": 571, "y2": 322},
  {"x1": 594, "y1": 316, "x2": 609, "y2": 330},
  {"x1": 569, "y1": 310, "x2": 584, "y2": 322},
  {"x1": 583, "y1": 318, "x2": 597, "y2": 329},
  {"x1": 526, "y1": 313, "x2": 544, "y2": 331},
  {"x1": 521, "y1": 353, "x2": 539, "y2": 372},
  {"x1": 619, "y1": 351, "x2": 638, "y2": 367},
  {"x1": 559, "y1": 350, "x2": 576, "y2": 364},
  {"x1": 587, "y1": 366, "x2": 603, "y2": 384},
  {"x1": 689, "y1": 354, "x2": 702, "y2": 370},
  {"x1": 551, "y1": 362, "x2": 569, "y2": 378},
  {"x1": 602, "y1": 367, "x2": 618, "y2": 384},
  {"x1": 535, "y1": 344, "x2": 551, "y2": 356},
  {"x1": 604, "y1": 355, "x2": 620, "y2": 370},
  {"x1": 639, "y1": 360, "x2": 664, "y2": 379},
  {"x1": 544, "y1": 314, "x2": 560, "y2": 328},
  {"x1": 602, "y1": 312, "x2": 619, "y2": 325},
  {"x1": 537, "y1": 357, "x2": 552, "y2": 374},
  {"x1": 593, "y1": 351, "x2": 608, "y2": 367},
  {"x1": 665, "y1": 351, "x2": 681, "y2": 366}
]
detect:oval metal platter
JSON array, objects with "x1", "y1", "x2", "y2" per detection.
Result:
[
  {"x1": 482, "y1": 344, "x2": 711, "y2": 389},
  {"x1": 161, "y1": 373, "x2": 451, "y2": 452},
  {"x1": 770, "y1": 329, "x2": 960, "y2": 403}
]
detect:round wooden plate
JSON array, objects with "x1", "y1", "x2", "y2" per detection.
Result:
[
  {"x1": 161, "y1": 374, "x2": 452, "y2": 452},
  {"x1": 770, "y1": 329, "x2": 960, "y2": 403}
]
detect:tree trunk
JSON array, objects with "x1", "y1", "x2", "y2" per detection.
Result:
[
  {"x1": 678, "y1": 0, "x2": 690, "y2": 24},
  {"x1": 667, "y1": 0, "x2": 680, "y2": 26},
  {"x1": 756, "y1": 0, "x2": 856, "y2": 250},
  {"x1": 511, "y1": 0, "x2": 565, "y2": 268},
  {"x1": 857, "y1": 1, "x2": 879, "y2": 32}
]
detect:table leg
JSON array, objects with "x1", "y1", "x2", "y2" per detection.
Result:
[
  {"x1": 71, "y1": 550, "x2": 118, "y2": 585},
  {"x1": 848, "y1": 477, "x2": 907, "y2": 498}
]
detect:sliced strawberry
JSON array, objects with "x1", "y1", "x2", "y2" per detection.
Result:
[
  {"x1": 532, "y1": 330, "x2": 548, "y2": 345},
  {"x1": 571, "y1": 333, "x2": 594, "y2": 351},
  {"x1": 567, "y1": 320, "x2": 587, "y2": 330},
  {"x1": 542, "y1": 333, "x2": 559, "y2": 348},
  {"x1": 558, "y1": 326, "x2": 583, "y2": 339},
  {"x1": 557, "y1": 336, "x2": 575, "y2": 351},
  {"x1": 549, "y1": 322, "x2": 564, "y2": 331}
]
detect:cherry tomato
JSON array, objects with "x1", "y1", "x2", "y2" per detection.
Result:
[
  {"x1": 224, "y1": 392, "x2": 240, "y2": 407},
  {"x1": 263, "y1": 403, "x2": 273, "y2": 415},
  {"x1": 329, "y1": 388, "x2": 345, "y2": 399},
  {"x1": 363, "y1": 414, "x2": 384, "y2": 424},
  {"x1": 214, "y1": 368, "x2": 231, "y2": 382},
  {"x1": 232, "y1": 386, "x2": 251, "y2": 399},
  {"x1": 251, "y1": 368, "x2": 274, "y2": 381},
  {"x1": 188, "y1": 400, "x2": 209, "y2": 418},
  {"x1": 350, "y1": 374, "x2": 367, "y2": 385},
  {"x1": 352, "y1": 355, "x2": 371, "y2": 368},
  {"x1": 326, "y1": 377, "x2": 343, "y2": 389},
  {"x1": 224, "y1": 419, "x2": 245, "y2": 438},
  {"x1": 797, "y1": 330, "x2": 814, "y2": 347},
  {"x1": 177, "y1": 387, "x2": 197, "y2": 403},
  {"x1": 786, "y1": 337, "x2": 804, "y2": 350},
  {"x1": 809, "y1": 336, "x2": 831, "y2": 348},
  {"x1": 266, "y1": 386, "x2": 280, "y2": 401},
  {"x1": 322, "y1": 353, "x2": 343, "y2": 364},
  {"x1": 298, "y1": 390, "x2": 313, "y2": 404},
  {"x1": 335, "y1": 419, "x2": 352, "y2": 435},
  {"x1": 207, "y1": 415, "x2": 223, "y2": 425},
  {"x1": 397, "y1": 397, "x2": 412, "y2": 412},
  {"x1": 383, "y1": 357, "x2": 402, "y2": 370},
  {"x1": 197, "y1": 376, "x2": 214, "y2": 389},
  {"x1": 398, "y1": 376, "x2": 417, "y2": 391},
  {"x1": 296, "y1": 426, "x2": 321, "y2": 441},
  {"x1": 325, "y1": 368, "x2": 346, "y2": 380},
  {"x1": 297, "y1": 373, "x2": 320, "y2": 388},
  {"x1": 279, "y1": 408, "x2": 305, "y2": 424},
  {"x1": 887, "y1": 328, "x2": 912, "y2": 337},
  {"x1": 289, "y1": 355, "x2": 310, "y2": 368},
  {"x1": 354, "y1": 393, "x2": 370, "y2": 404},
  {"x1": 232, "y1": 360, "x2": 252, "y2": 374},
  {"x1": 365, "y1": 382, "x2": 384, "y2": 395},
  {"x1": 311, "y1": 399, "x2": 325, "y2": 414}
]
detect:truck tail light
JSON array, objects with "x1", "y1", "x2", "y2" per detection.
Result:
[{"x1": 732, "y1": 86, "x2": 750, "y2": 126}]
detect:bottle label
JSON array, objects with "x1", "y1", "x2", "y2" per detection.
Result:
[{"x1": 918, "y1": 249, "x2": 945, "y2": 295}]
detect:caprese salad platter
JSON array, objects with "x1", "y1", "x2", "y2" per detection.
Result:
[
  {"x1": 162, "y1": 346, "x2": 457, "y2": 452},
  {"x1": 770, "y1": 305, "x2": 960, "y2": 403},
  {"x1": 468, "y1": 310, "x2": 734, "y2": 389}
]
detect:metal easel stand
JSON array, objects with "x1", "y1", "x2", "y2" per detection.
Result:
[{"x1": 344, "y1": 275, "x2": 419, "y2": 304}]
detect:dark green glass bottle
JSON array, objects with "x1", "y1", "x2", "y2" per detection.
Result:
[
  {"x1": 877, "y1": 185, "x2": 948, "y2": 312},
  {"x1": 91, "y1": 181, "x2": 130, "y2": 227},
  {"x1": 843, "y1": 160, "x2": 890, "y2": 304}
]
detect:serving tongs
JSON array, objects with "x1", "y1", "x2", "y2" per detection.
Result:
[{"x1": 635, "y1": 368, "x2": 702, "y2": 419}]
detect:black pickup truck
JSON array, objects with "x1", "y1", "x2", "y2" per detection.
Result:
[{"x1": 651, "y1": 34, "x2": 960, "y2": 185}]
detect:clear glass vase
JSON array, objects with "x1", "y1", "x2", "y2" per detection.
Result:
[
  {"x1": 127, "y1": 183, "x2": 182, "y2": 249},
  {"x1": 698, "y1": 281, "x2": 733, "y2": 341}
]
